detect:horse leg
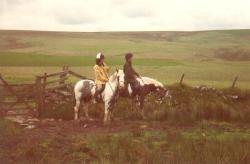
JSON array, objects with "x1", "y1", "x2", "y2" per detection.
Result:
[
  {"x1": 131, "y1": 95, "x2": 141, "y2": 111},
  {"x1": 108, "y1": 104, "x2": 115, "y2": 121},
  {"x1": 139, "y1": 96, "x2": 145, "y2": 110},
  {"x1": 107, "y1": 106, "x2": 113, "y2": 122},
  {"x1": 139, "y1": 95, "x2": 147, "y2": 119},
  {"x1": 74, "y1": 98, "x2": 81, "y2": 120},
  {"x1": 129, "y1": 98, "x2": 134, "y2": 110},
  {"x1": 130, "y1": 95, "x2": 137, "y2": 111},
  {"x1": 104, "y1": 102, "x2": 110, "y2": 124},
  {"x1": 82, "y1": 102, "x2": 93, "y2": 121},
  {"x1": 108, "y1": 100, "x2": 116, "y2": 121}
]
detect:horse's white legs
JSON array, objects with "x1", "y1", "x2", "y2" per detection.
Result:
[
  {"x1": 108, "y1": 110, "x2": 114, "y2": 121},
  {"x1": 74, "y1": 92, "x2": 82, "y2": 120},
  {"x1": 83, "y1": 102, "x2": 89, "y2": 119},
  {"x1": 82, "y1": 102, "x2": 93, "y2": 121},
  {"x1": 131, "y1": 97, "x2": 138, "y2": 111},
  {"x1": 107, "y1": 109, "x2": 111, "y2": 122},
  {"x1": 74, "y1": 99, "x2": 81, "y2": 120},
  {"x1": 104, "y1": 102, "x2": 110, "y2": 124}
]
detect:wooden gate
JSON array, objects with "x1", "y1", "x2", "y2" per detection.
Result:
[
  {"x1": 35, "y1": 66, "x2": 87, "y2": 117},
  {"x1": 0, "y1": 66, "x2": 87, "y2": 118},
  {"x1": 0, "y1": 75, "x2": 36, "y2": 116}
]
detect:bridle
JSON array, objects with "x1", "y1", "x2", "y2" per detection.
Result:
[{"x1": 155, "y1": 87, "x2": 168, "y2": 103}]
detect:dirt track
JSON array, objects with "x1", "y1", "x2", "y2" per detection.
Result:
[
  {"x1": 17, "y1": 119, "x2": 178, "y2": 135},
  {"x1": 0, "y1": 119, "x2": 180, "y2": 162},
  {"x1": 2, "y1": 117, "x2": 250, "y2": 163}
]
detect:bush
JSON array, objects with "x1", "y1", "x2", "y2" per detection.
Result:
[{"x1": 39, "y1": 84, "x2": 250, "y2": 124}]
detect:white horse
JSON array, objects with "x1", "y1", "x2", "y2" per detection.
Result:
[{"x1": 74, "y1": 69, "x2": 123, "y2": 123}]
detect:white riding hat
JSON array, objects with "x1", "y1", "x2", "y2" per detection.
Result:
[{"x1": 96, "y1": 52, "x2": 104, "y2": 59}]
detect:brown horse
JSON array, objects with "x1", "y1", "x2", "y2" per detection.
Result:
[{"x1": 119, "y1": 75, "x2": 168, "y2": 109}]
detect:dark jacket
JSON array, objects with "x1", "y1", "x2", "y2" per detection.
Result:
[{"x1": 123, "y1": 62, "x2": 139, "y2": 83}]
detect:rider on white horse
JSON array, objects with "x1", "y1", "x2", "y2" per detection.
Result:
[
  {"x1": 74, "y1": 54, "x2": 122, "y2": 122},
  {"x1": 93, "y1": 53, "x2": 109, "y2": 103}
]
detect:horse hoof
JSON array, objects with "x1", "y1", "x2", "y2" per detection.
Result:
[
  {"x1": 110, "y1": 117, "x2": 117, "y2": 121},
  {"x1": 74, "y1": 119, "x2": 81, "y2": 122},
  {"x1": 87, "y1": 117, "x2": 94, "y2": 121},
  {"x1": 103, "y1": 121, "x2": 110, "y2": 126}
]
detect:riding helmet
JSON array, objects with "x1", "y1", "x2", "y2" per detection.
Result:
[{"x1": 96, "y1": 52, "x2": 105, "y2": 59}]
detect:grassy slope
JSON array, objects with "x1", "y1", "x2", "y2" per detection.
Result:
[{"x1": 0, "y1": 29, "x2": 250, "y2": 88}]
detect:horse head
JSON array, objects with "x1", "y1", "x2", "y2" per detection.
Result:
[
  {"x1": 139, "y1": 77, "x2": 168, "y2": 103},
  {"x1": 115, "y1": 69, "x2": 125, "y2": 89},
  {"x1": 108, "y1": 69, "x2": 125, "y2": 91},
  {"x1": 109, "y1": 69, "x2": 119, "y2": 82}
]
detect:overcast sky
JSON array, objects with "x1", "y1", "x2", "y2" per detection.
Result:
[{"x1": 0, "y1": 0, "x2": 250, "y2": 31}]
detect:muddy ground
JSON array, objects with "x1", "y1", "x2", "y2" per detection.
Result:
[{"x1": 1, "y1": 117, "x2": 250, "y2": 163}]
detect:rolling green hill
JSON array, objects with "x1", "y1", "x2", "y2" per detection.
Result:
[{"x1": 0, "y1": 29, "x2": 250, "y2": 88}]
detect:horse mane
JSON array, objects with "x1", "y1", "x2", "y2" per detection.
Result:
[
  {"x1": 109, "y1": 69, "x2": 124, "y2": 82},
  {"x1": 108, "y1": 71, "x2": 118, "y2": 82}
]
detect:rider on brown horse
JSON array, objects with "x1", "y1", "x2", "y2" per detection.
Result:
[{"x1": 123, "y1": 53, "x2": 141, "y2": 97}]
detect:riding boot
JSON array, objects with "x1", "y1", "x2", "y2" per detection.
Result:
[
  {"x1": 130, "y1": 80, "x2": 141, "y2": 106},
  {"x1": 93, "y1": 84, "x2": 105, "y2": 103}
]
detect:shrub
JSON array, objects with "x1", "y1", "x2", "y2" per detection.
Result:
[{"x1": 39, "y1": 84, "x2": 250, "y2": 124}]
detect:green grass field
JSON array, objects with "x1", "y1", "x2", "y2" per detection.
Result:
[{"x1": 1, "y1": 29, "x2": 250, "y2": 88}]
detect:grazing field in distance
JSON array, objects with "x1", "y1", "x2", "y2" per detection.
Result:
[{"x1": 0, "y1": 29, "x2": 250, "y2": 88}]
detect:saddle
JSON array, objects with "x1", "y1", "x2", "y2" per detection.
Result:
[
  {"x1": 121, "y1": 80, "x2": 141, "y2": 97},
  {"x1": 130, "y1": 80, "x2": 142, "y2": 96}
]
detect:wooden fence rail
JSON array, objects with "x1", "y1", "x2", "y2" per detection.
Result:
[
  {"x1": 178, "y1": 73, "x2": 239, "y2": 88},
  {"x1": 1, "y1": 66, "x2": 88, "y2": 117},
  {"x1": 68, "y1": 70, "x2": 88, "y2": 79},
  {"x1": 35, "y1": 66, "x2": 88, "y2": 117}
]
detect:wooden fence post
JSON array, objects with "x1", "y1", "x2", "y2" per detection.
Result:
[
  {"x1": 180, "y1": 73, "x2": 185, "y2": 85},
  {"x1": 35, "y1": 76, "x2": 42, "y2": 117},
  {"x1": 60, "y1": 66, "x2": 68, "y2": 85},
  {"x1": 231, "y1": 76, "x2": 238, "y2": 88},
  {"x1": 39, "y1": 73, "x2": 47, "y2": 117},
  {"x1": 0, "y1": 74, "x2": 3, "y2": 110}
]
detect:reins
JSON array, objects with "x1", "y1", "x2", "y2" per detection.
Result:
[{"x1": 104, "y1": 72, "x2": 115, "y2": 94}]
